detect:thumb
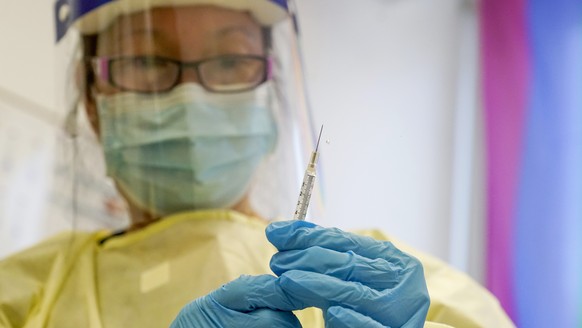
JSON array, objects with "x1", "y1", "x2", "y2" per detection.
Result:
[
  {"x1": 211, "y1": 274, "x2": 305, "y2": 312},
  {"x1": 325, "y1": 306, "x2": 388, "y2": 328}
]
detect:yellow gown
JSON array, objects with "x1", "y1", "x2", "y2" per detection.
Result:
[{"x1": 0, "y1": 210, "x2": 514, "y2": 327}]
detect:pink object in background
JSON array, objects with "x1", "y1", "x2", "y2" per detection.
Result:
[{"x1": 480, "y1": 0, "x2": 530, "y2": 320}]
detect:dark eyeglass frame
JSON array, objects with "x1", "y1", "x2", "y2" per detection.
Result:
[{"x1": 89, "y1": 54, "x2": 272, "y2": 94}]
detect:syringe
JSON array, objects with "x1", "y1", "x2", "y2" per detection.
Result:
[{"x1": 293, "y1": 125, "x2": 324, "y2": 221}]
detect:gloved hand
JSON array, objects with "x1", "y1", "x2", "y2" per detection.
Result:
[
  {"x1": 266, "y1": 220, "x2": 430, "y2": 328},
  {"x1": 170, "y1": 274, "x2": 301, "y2": 328}
]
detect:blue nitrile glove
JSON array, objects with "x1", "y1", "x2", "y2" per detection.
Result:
[
  {"x1": 266, "y1": 221, "x2": 430, "y2": 328},
  {"x1": 170, "y1": 274, "x2": 301, "y2": 328}
]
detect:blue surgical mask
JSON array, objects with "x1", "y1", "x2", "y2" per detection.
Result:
[{"x1": 96, "y1": 83, "x2": 277, "y2": 216}]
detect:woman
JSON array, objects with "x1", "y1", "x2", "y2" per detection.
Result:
[{"x1": 0, "y1": 1, "x2": 513, "y2": 327}]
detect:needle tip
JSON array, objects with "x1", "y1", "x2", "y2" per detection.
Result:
[{"x1": 315, "y1": 125, "x2": 324, "y2": 151}]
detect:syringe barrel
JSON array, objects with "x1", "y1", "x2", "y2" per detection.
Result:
[{"x1": 293, "y1": 170, "x2": 316, "y2": 221}]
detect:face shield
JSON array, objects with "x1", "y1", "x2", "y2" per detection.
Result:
[{"x1": 54, "y1": 0, "x2": 322, "y2": 228}]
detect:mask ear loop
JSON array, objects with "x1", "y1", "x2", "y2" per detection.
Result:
[
  {"x1": 64, "y1": 97, "x2": 80, "y2": 138},
  {"x1": 62, "y1": 93, "x2": 82, "y2": 252}
]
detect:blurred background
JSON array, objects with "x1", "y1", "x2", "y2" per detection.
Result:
[{"x1": 0, "y1": 0, "x2": 580, "y2": 327}]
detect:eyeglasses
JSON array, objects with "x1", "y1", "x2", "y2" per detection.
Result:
[{"x1": 90, "y1": 55, "x2": 270, "y2": 94}]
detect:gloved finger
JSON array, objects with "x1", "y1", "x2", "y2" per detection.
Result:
[
  {"x1": 266, "y1": 221, "x2": 409, "y2": 265},
  {"x1": 277, "y1": 270, "x2": 379, "y2": 312},
  {"x1": 245, "y1": 308, "x2": 303, "y2": 328},
  {"x1": 270, "y1": 247, "x2": 401, "y2": 290},
  {"x1": 211, "y1": 274, "x2": 305, "y2": 312},
  {"x1": 278, "y1": 270, "x2": 429, "y2": 328},
  {"x1": 170, "y1": 297, "x2": 302, "y2": 328},
  {"x1": 325, "y1": 306, "x2": 388, "y2": 328}
]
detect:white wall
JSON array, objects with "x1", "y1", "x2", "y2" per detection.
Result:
[
  {"x1": 295, "y1": 0, "x2": 482, "y2": 279},
  {"x1": 0, "y1": 0, "x2": 56, "y2": 110},
  {"x1": 0, "y1": 0, "x2": 484, "y2": 281}
]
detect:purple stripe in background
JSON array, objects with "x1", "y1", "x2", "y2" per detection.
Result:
[
  {"x1": 516, "y1": 0, "x2": 582, "y2": 326},
  {"x1": 480, "y1": 0, "x2": 530, "y2": 322}
]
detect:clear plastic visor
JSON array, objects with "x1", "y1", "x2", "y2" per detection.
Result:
[{"x1": 55, "y1": 3, "x2": 321, "y2": 230}]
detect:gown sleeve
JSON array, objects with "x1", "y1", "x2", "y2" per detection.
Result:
[
  {"x1": 0, "y1": 233, "x2": 73, "y2": 328},
  {"x1": 356, "y1": 229, "x2": 515, "y2": 328}
]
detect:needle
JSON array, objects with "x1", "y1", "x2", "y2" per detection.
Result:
[{"x1": 315, "y1": 125, "x2": 324, "y2": 152}]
